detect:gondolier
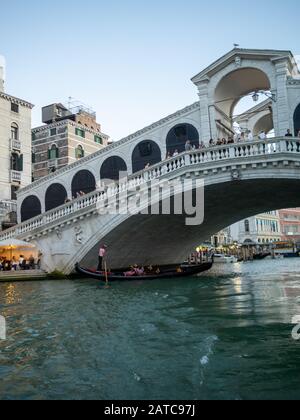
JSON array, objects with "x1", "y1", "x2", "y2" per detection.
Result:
[{"x1": 97, "y1": 245, "x2": 108, "y2": 272}]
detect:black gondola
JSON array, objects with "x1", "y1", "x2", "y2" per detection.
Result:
[{"x1": 75, "y1": 261, "x2": 213, "y2": 282}]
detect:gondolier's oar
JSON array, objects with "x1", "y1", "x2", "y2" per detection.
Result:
[{"x1": 104, "y1": 261, "x2": 109, "y2": 287}]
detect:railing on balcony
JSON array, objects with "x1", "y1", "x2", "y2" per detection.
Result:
[
  {"x1": 1, "y1": 137, "x2": 300, "y2": 241},
  {"x1": 10, "y1": 170, "x2": 22, "y2": 183},
  {"x1": 48, "y1": 159, "x2": 58, "y2": 169},
  {"x1": 10, "y1": 138, "x2": 21, "y2": 151}
]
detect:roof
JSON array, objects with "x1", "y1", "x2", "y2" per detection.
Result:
[
  {"x1": 191, "y1": 48, "x2": 295, "y2": 85},
  {"x1": 0, "y1": 91, "x2": 34, "y2": 109}
]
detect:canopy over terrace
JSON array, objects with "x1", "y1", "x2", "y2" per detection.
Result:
[{"x1": 0, "y1": 239, "x2": 37, "y2": 261}]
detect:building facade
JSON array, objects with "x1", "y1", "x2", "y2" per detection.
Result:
[
  {"x1": 32, "y1": 103, "x2": 109, "y2": 181},
  {"x1": 279, "y1": 208, "x2": 300, "y2": 242},
  {"x1": 0, "y1": 62, "x2": 33, "y2": 228},
  {"x1": 230, "y1": 212, "x2": 282, "y2": 245}
]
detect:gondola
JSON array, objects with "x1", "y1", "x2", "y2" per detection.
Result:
[{"x1": 75, "y1": 261, "x2": 213, "y2": 282}]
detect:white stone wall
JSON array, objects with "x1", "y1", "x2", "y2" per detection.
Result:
[{"x1": 0, "y1": 94, "x2": 32, "y2": 202}]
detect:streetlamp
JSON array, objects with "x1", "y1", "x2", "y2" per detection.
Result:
[{"x1": 252, "y1": 91, "x2": 277, "y2": 103}]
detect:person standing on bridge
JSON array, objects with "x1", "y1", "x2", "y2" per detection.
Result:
[{"x1": 97, "y1": 245, "x2": 108, "y2": 272}]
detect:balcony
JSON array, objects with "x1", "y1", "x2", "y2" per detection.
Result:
[
  {"x1": 48, "y1": 159, "x2": 58, "y2": 169},
  {"x1": 10, "y1": 138, "x2": 21, "y2": 151},
  {"x1": 10, "y1": 170, "x2": 22, "y2": 183}
]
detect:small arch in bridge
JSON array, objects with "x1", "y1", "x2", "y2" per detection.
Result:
[
  {"x1": 72, "y1": 170, "x2": 96, "y2": 198},
  {"x1": 294, "y1": 103, "x2": 300, "y2": 136},
  {"x1": 166, "y1": 124, "x2": 199, "y2": 154},
  {"x1": 253, "y1": 113, "x2": 274, "y2": 137},
  {"x1": 45, "y1": 183, "x2": 68, "y2": 211},
  {"x1": 100, "y1": 156, "x2": 127, "y2": 182},
  {"x1": 132, "y1": 140, "x2": 162, "y2": 173},
  {"x1": 21, "y1": 196, "x2": 42, "y2": 222}
]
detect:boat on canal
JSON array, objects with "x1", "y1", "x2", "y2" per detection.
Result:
[{"x1": 75, "y1": 261, "x2": 213, "y2": 282}]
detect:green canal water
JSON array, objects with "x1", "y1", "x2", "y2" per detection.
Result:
[{"x1": 1, "y1": 259, "x2": 300, "y2": 400}]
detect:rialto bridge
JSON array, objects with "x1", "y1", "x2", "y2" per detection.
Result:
[{"x1": 1, "y1": 48, "x2": 300, "y2": 273}]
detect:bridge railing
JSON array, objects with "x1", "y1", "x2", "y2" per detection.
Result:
[{"x1": 0, "y1": 137, "x2": 299, "y2": 241}]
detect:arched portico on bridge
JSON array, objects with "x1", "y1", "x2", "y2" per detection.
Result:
[
  {"x1": 132, "y1": 140, "x2": 162, "y2": 173},
  {"x1": 45, "y1": 183, "x2": 68, "y2": 212},
  {"x1": 166, "y1": 123, "x2": 199, "y2": 154},
  {"x1": 72, "y1": 170, "x2": 96, "y2": 198},
  {"x1": 21, "y1": 195, "x2": 42, "y2": 223},
  {"x1": 100, "y1": 156, "x2": 128, "y2": 182}
]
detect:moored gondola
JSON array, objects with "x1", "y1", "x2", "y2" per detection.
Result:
[{"x1": 75, "y1": 261, "x2": 213, "y2": 282}]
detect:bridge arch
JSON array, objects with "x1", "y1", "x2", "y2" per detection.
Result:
[
  {"x1": 21, "y1": 195, "x2": 42, "y2": 222},
  {"x1": 71, "y1": 170, "x2": 96, "y2": 198},
  {"x1": 166, "y1": 123, "x2": 199, "y2": 154},
  {"x1": 215, "y1": 67, "x2": 272, "y2": 119},
  {"x1": 294, "y1": 103, "x2": 300, "y2": 136},
  {"x1": 45, "y1": 183, "x2": 68, "y2": 212},
  {"x1": 100, "y1": 156, "x2": 127, "y2": 182},
  {"x1": 253, "y1": 112, "x2": 274, "y2": 137},
  {"x1": 132, "y1": 140, "x2": 162, "y2": 173}
]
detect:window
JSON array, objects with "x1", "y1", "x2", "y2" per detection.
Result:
[
  {"x1": 50, "y1": 128, "x2": 57, "y2": 137},
  {"x1": 75, "y1": 128, "x2": 85, "y2": 138},
  {"x1": 48, "y1": 145, "x2": 59, "y2": 160},
  {"x1": 11, "y1": 103, "x2": 19, "y2": 113},
  {"x1": 32, "y1": 153, "x2": 36, "y2": 164},
  {"x1": 11, "y1": 123, "x2": 19, "y2": 140},
  {"x1": 245, "y1": 220, "x2": 250, "y2": 233},
  {"x1": 75, "y1": 145, "x2": 85, "y2": 159},
  {"x1": 95, "y1": 135, "x2": 103, "y2": 145},
  {"x1": 11, "y1": 185, "x2": 20, "y2": 200},
  {"x1": 11, "y1": 153, "x2": 23, "y2": 171}
]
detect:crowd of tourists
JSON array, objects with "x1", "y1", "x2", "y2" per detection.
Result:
[
  {"x1": 164, "y1": 129, "x2": 300, "y2": 160},
  {"x1": 0, "y1": 255, "x2": 41, "y2": 272}
]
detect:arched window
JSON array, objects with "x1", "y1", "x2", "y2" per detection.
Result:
[
  {"x1": 100, "y1": 156, "x2": 127, "y2": 182},
  {"x1": 244, "y1": 220, "x2": 250, "y2": 233},
  {"x1": 166, "y1": 123, "x2": 199, "y2": 154},
  {"x1": 45, "y1": 183, "x2": 68, "y2": 212},
  {"x1": 11, "y1": 123, "x2": 19, "y2": 140},
  {"x1": 21, "y1": 196, "x2": 42, "y2": 222},
  {"x1": 49, "y1": 144, "x2": 59, "y2": 160},
  {"x1": 294, "y1": 104, "x2": 300, "y2": 136},
  {"x1": 72, "y1": 170, "x2": 96, "y2": 197},
  {"x1": 76, "y1": 145, "x2": 85, "y2": 159},
  {"x1": 132, "y1": 140, "x2": 162, "y2": 173}
]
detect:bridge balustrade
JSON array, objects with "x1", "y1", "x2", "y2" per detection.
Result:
[{"x1": 1, "y1": 137, "x2": 300, "y2": 242}]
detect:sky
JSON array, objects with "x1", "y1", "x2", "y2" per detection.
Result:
[{"x1": 0, "y1": 0, "x2": 299, "y2": 141}]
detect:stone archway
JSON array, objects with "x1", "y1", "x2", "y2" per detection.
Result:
[
  {"x1": 21, "y1": 196, "x2": 42, "y2": 222},
  {"x1": 45, "y1": 183, "x2": 68, "y2": 211},
  {"x1": 132, "y1": 140, "x2": 162, "y2": 173},
  {"x1": 214, "y1": 67, "x2": 272, "y2": 138},
  {"x1": 100, "y1": 156, "x2": 127, "y2": 182},
  {"x1": 253, "y1": 113, "x2": 274, "y2": 137},
  {"x1": 72, "y1": 170, "x2": 96, "y2": 197},
  {"x1": 294, "y1": 104, "x2": 300, "y2": 136},
  {"x1": 166, "y1": 123, "x2": 199, "y2": 154}
]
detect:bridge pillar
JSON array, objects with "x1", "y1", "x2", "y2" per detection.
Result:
[
  {"x1": 197, "y1": 79, "x2": 212, "y2": 143},
  {"x1": 273, "y1": 59, "x2": 291, "y2": 136}
]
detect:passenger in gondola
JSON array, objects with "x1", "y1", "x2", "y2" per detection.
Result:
[{"x1": 146, "y1": 265, "x2": 154, "y2": 274}]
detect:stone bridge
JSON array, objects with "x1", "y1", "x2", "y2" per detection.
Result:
[
  {"x1": 1, "y1": 137, "x2": 300, "y2": 274},
  {"x1": 2, "y1": 47, "x2": 300, "y2": 273}
]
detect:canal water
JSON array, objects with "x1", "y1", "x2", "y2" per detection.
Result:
[{"x1": 1, "y1": 259, "x2": 300, "y2": 400}]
